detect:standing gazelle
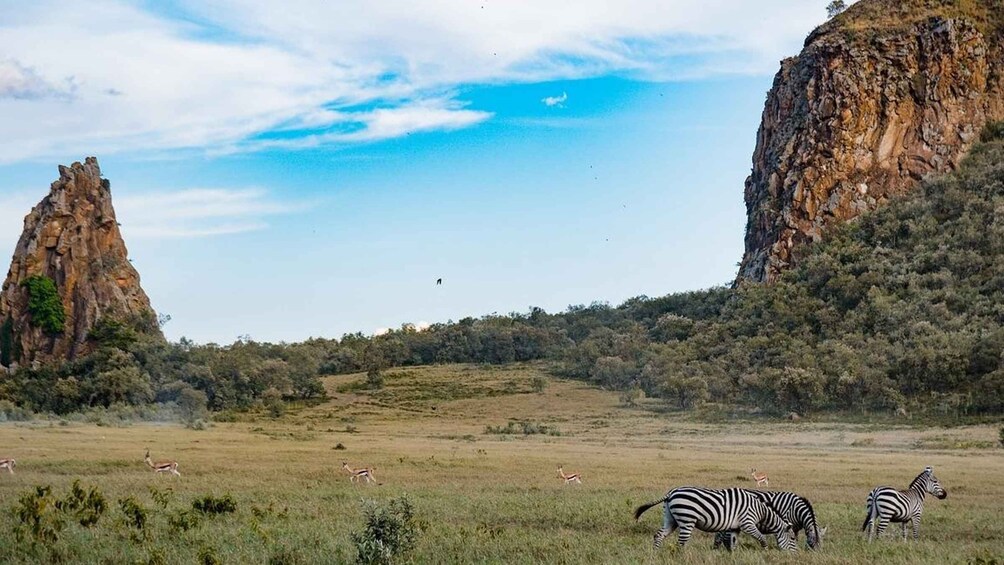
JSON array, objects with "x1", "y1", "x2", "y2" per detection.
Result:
[
  {"x1": 144, "y1": 450, "x2": 181, "y2": 477},
  {"x1": 557, "y1": 466, "x2": 582, "y2": 485},
  {"x1": 751, "y1": 468, "x2": 769, "y2": 488},
  {"x1": 342, "y1": 462, "x2": 376, "y2": 484},
  {"x1": 0, "y1": 458, "x2": 15, "y2": 474}
]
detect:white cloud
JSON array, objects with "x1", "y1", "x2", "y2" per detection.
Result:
[
  {"x1": 542, "y1": 92, "x2": 568, "y2": 108},
  {"x1": 0, "y1": 186, "x2": 295, "y2": 243},
  {"x1": 0, "y1": 0, "x2": 831, "y2": 163},
  {"x1": 115, "y1": 188, "x2": 302, "y2": 239},
  {"x1": 0, "y1": 59, "x2": 75, "y2": 100}
]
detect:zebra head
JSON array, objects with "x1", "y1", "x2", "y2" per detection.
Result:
[
  {"x1": 776, "y1": 523, "x2": 797, "y2": 551},
  {"x1": 807, "y1": 525, "x2": 827, "y2": 550},
  {"x1": 913, "y1": 466, "x2": 947, "y2": 499},
  {"x1": 760, "y1": 504, "x2": 797, "y2": 551}
]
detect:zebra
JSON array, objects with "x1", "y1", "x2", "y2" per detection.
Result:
[
  {"x1": 634, "y1": 487, "x2": 797, "y2": 551},
  {"x1": 862, "y1": 466, "x2": 947, "y2": 542},
  {"x1": 713, "y1": 490, "x2": 826, "y2": 551}
]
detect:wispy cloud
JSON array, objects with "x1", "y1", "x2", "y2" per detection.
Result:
[
  {"x1": 0, "y1": 0, "x2": 832, "y2": 163},
  {"x1": 0, "y1": 58, "x2": 75, "y2": 100},
  {"x1": 541, "y1": 92, "x2": 568, "y2": 108},
  {"x1": 115, "y1": 188, "x2": 303, "y2": 239}
]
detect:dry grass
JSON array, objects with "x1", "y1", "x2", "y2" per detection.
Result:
[
  {"x1": 818, "y1": 0, "x2": 1004, "y2": 38},
  {"x1": 0, "y1": 364, "x2": 1001, "y2": 563}
]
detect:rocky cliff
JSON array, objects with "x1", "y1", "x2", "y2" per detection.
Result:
[
  {"x1": 0, "y1": 157, "x2": 161, "y2": 368},
  {"x1": 738, "y1": 0, "x2": 1004, "y2": 283}
]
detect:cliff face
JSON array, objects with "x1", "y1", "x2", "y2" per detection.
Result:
[
  {"x1": 0, "y1": 157, "x2": 161, "y2": 368},
  {"x1": 738, "y1": 0, "x2": 1004, "y2": 283}
]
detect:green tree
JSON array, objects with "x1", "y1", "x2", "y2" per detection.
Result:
[{"x1": 23, "y1": 275, "x2": 65, "y2": 334}]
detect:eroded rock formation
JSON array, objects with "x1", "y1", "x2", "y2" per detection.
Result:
[
  {"x1": 0, "y1": 157, "x2": 161, "y2": 368},
  {"x1": 739, "y1": 0, "x2": 1004, "y2": 282}
]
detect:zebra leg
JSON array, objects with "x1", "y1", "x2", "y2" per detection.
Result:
[
  {"x1": 739, "y1": 521, "x2": 769, "y2": 549},
  {"x1": 912, "y1": 516, "x2": 921, "y2": 541},
  {"x1": 676, "y1": 523, "x2": 695, "y2": 547},
  {"x1": 653, "y1": 504, "x2": 676, "y2": 549},
  {"x1": 901, "y1": 521, "x2": 908, "y2": 541},
  {"x1": 876, "y1": 517, "x2": 889, "y2": 540}
]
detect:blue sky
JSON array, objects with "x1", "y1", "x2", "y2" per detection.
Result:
[{"x1": 0, "y1": 1, "x2": 841, "y2": 343}]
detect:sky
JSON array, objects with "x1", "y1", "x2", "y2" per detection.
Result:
[{"x1": 0, "y1": 1, "x2": 844, "y2": 344}]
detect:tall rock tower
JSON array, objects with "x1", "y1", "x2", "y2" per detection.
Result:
[
  {"x1": 738, "y1": 0, "x2": 1004, "y2": 283},
  {"x1": 0, "y1": 157, "x2": 162, "y2": 368}
]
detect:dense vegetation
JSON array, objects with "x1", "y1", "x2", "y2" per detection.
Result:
[
  {"x1": 23, "y1": 275, "x2": 65, "y2": 334},
  {"x1": 2, "y1": 127, "x2": 1003, "y2": 420}
]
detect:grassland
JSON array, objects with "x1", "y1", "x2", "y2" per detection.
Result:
[{"x1": 0, "y1": 364, "x2": 1001, "y2": 564}]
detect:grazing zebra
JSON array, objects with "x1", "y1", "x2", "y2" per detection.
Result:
[
  {"x1": 714, "y1": 490, "x2": 826, "y2": 550},
  {"x1": 862, "y1": 466, "x2": 947, "y2": 542},
  {"x1": 634, "y1": 487, "x2": 796, "y2": 551}
]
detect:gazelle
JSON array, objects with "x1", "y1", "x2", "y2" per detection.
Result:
[
  {"x1": 145, "y1": 450, "x2": 181, "y2": 477},
  {"x1": 751, "y1": 468, "x2": 769, "y2": 488},
  {"x1": 0, "y1": 458, "x2": 15, "y2": 474},
  {"x1": 557, "y1": 466, "x2": 582, "y2": 485},
  {"x1": 342, "y1": 462, "x2": 376, "y2": 484}
]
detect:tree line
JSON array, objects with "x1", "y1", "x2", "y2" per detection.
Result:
[{"x1": 3, "y1": 125, "x2": 1003, "y2": 420}]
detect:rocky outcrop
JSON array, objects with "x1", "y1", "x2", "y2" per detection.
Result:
[
  {"x1": 0, "y1": 157, "x2": 161, "y2": 368},
  {"x1": 738, "y1": 0, "x2": 1004, "y2": 283}
]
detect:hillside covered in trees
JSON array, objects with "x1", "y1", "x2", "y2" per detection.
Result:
[{"x1": 2, "y1": 125, "x2": 1003, "y2": 420}]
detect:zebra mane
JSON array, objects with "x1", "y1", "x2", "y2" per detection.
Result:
[{"x1": 908, "y1": 467, "x2": 933, "y2": 491}]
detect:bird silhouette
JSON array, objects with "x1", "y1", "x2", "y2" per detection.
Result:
[{"x1": 436, "y1": 278, "x2": 442, "y2": 285}]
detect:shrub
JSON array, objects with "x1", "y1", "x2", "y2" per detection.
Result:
[
  {"x1": 484, "y1": 420, "x2": 562, "y2": 436},
  {"x1": 352, "y1": 497, "x2": 419, "y2": 565},
  {"x1": 826, "y1": 0, "x2": 847, "y2": 19},
  {"x1": 980, "y1": 121, "x2": 1004, "y2": 143},
  {"x1": 198, "y1": 546, "x2": 222, "y2": 565},
  {"x1": 168, "y1": 510, "x2": 200, "y2": 533},
  {"x1": 334, "y1": 443, "x2": 347, "y2": 450},
  {"x1": 192, "y1": 494, "x2": 238, "y2": 515},
  {"x1": 1, "y1": 315, "x2": 15, "y2": 366},
  {"x1": 13, "y1": 486, "x2": 64, "y2": 544},
  {"x1": 529, "y1": 376, "x2": 547, "y2": 393},
  {"x1": 366, "y1": 368, "x2": 384, "y2": 390},
  {"x1": 999, "y1": 426, "x2": 1004, "y2": 448},
  {"x1": 22, "y1": 275, "x2": 65, "y2": 334},
  {"x1": 55, "y1": 480, "x2": 106, "y2": 527},
  {"x1": 177, "y1": 386, "x2": 210, "y2": 427},
  {"x1": 263, "y1": 388, "x2": 285, "y2": 418},
  {"x1": 118, "y1": 496, "x2": 148, "y2": 534}
]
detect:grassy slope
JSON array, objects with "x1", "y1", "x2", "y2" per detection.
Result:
[
  {"x1": 819, "y1": 0, "x2": 1004, "y2": 37},
  {"x1": 0, "y1": 364, "x2": 1001, "y2": 563}
]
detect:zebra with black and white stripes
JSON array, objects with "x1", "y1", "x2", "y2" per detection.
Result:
[
  {"x1": 714, "y1": 490, "x2": 826, "y2": 551},
  {"x1": 862, "y1": 466, "x2": 947, "y2": 542},
  {"x1": 634, "y1": 487, "x2": 797, "y2": 551}
]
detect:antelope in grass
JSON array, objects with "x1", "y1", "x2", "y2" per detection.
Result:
[
  {"x1": 557, "y1": 466, "x2": 582, "y2": 485},
  {"x1": 342, "y1": 462, "x2": 376, "y2": 484},
  {"x1": 751, "y1": 468, "x2": 769, "y2": 488},
  {"x1": 0, "y1": 458, "x2": 14, "y2": 474},
  {"x1": 144, "y1": 450, "x2": 180, "y2": 477}
]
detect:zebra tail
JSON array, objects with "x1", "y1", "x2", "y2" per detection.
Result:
[
  {"x1": 633, "y1": 497, "x2": 666, "y2": 521},
  {"x1": 860, "y1": 503, "x2": 872, "y2": 532}
]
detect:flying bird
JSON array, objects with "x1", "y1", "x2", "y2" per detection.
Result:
[{"x1": 436, "y1": 278, "x2": 442, "y2": 285}]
